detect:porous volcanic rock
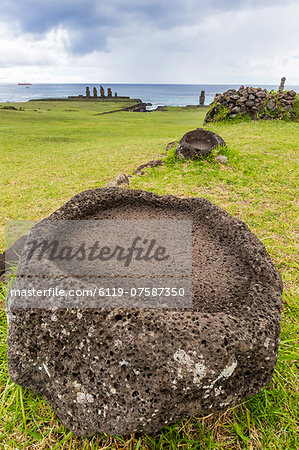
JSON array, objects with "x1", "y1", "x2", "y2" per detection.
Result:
[
  {"x1": 7, "y1": 188, "x2": 282, "y2": 437},
  {"x1": 205, "y1": 86, "x2": 297, "y2": 122},
  {"x1": 175, "y1": 128, "x2": 226, "y2": 159}
]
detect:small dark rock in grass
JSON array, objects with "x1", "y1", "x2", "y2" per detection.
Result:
[
  {"x1": 176, "y1": 128, "x2": 226, "y2": 160},
  {"x1": 6, "y1": 188, "x2": 282, "y2": 437},
  {"x1": 106, "y1": 173, "x2": 129, "y2": 187},
  {"x1": 0, "y1": 106, "x2": 18, "y2": 110},
  {"x1": 154, "y1": 106, "x2": 167, "y2": 111},
  {"x1": 133, "y1": 159, "x2": 163, "y2": 175}
]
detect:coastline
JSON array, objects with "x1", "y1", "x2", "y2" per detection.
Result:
[{"x1": 1, "y1": 83, "x2": 298, "y2": 106}]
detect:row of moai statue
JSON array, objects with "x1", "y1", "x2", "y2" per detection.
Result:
[{"x1": 85, "y1": 86, "x2": 118, "y2": 98}]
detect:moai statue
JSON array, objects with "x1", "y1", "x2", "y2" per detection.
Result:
[
  {"x1": 199, "y1": 90, "x2": 205, "y2": 106},
  {"x1": 86, "y1": 86, "x2": 90, "y2": 97},
  {"x1": 115, "y1": 92, "x2": 118, "y2": 97},
  {"x1": 93, "y1": 87, "x2": 98, "y2": 97},
  {"x1": 279, "y1": 77, "x2": 286, "y2": 92},
  {"x1": 100, "y1": 85, "x2": 105, "y2": 97},
  {"x1": 107, "y1": 88, "x2": 112, "y2": 97}
]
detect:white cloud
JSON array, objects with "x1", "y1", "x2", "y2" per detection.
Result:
[{"x1": 0, "y1": 2, "x2": 298, "y2": 84}]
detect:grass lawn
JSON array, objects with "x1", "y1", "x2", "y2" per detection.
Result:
[{"x1": 0, "y1": 101, "x2": 298, "y2": 449}]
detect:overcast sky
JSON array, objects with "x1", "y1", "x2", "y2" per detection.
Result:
[{"x1": 0, "y1": 0, "x2": 298, "y2": 84}]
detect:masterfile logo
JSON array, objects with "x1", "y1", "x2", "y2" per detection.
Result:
[{"x1": 5, "y1": 219, "x2": 193, "y2": 309}]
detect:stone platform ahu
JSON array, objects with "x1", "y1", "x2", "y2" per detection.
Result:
[
  {"x1": 67, "y1": 85, "x2": 129, "y2": 101},
  {"x1": 7, "y1": 188, "x2": 282, "y2": 437}
]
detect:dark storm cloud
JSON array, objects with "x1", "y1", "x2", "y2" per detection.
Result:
[{"x1": 0, "y1": 0, "x2": 295, "y2": 54}]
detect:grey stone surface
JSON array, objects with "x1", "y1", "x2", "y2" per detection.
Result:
[
  {"x1": 7, "y1": 188, "x2": 282, "y2": 437},
  {"x1": 215, "y1": 155, "x2": 228, "y2": 164},
  {"x1": 238, "y1": 96, "x2": 247, "y2": 103},
  {"x1": 106, "y1": 173, "x2": 129, "y2": 187},
  {"x1": 176, "y1": 128, "x2": 226, "y2": 159},
  {"x1": 231, "y1": 106, "x2": 240, "y2": 114},
  {"x1": 267, "y1": 100, "x2": 275, "y2": 110}
]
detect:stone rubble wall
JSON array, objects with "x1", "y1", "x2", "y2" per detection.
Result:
[{"x1": 205, "y1": 86, "x2": 297, "y2": 122}]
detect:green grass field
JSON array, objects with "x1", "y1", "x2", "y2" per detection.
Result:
[{"x1": 0, "y1": 101, "x2": 298, "y2": 449}]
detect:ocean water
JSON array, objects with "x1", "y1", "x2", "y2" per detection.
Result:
[{"x1": 0, "y1": 83, "x2": 298, "y2": 107}]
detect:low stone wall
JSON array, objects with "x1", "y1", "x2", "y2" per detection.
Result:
[{"x1": 205, "y1": 86, "x2": 297, "y2": 122}]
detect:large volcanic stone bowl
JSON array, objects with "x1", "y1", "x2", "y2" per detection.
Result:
[
  {"x1": 7, "y1": 188, "x2": 282, "y2": 437},
  {"x1": 176, "y1": 128, "x2": 226, "y2": 159}
]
